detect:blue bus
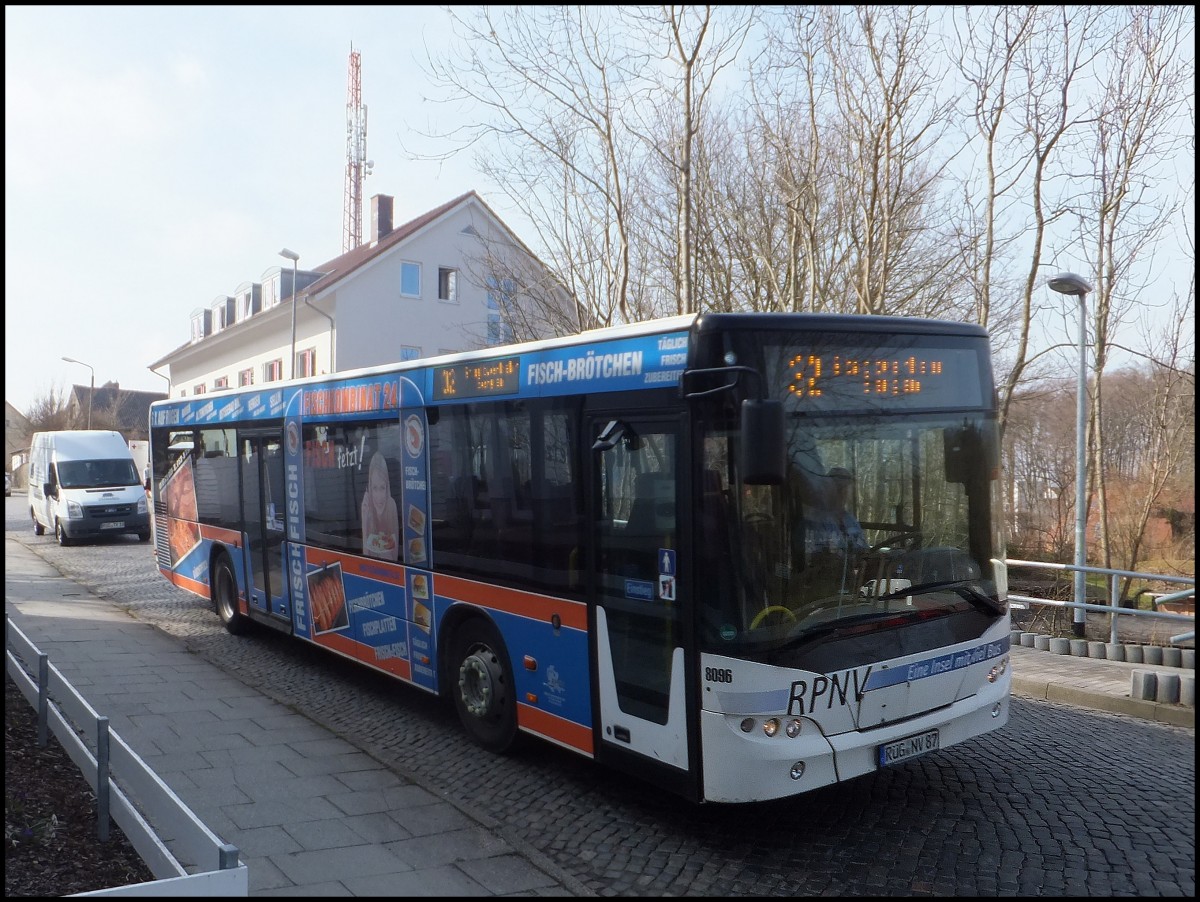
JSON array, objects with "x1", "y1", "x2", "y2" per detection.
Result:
[{"x1": 149, "y1": 312, "x2": 1010, "y2": 803}]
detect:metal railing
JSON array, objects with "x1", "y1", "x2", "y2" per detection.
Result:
[
  {"x1": 1005, "y1": 558, "x2": 1195, "y2": 646},
  {"x1": 5, "y1": 617, "x2": 248, "y2": 897}
]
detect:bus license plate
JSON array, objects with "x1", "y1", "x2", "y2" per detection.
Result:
[
  {"x1": 878, "y1": 729, "x2": 939, "y2": 767},
  {"x1": 100, "y1": 521, "x2": 125, "y2": 530}
]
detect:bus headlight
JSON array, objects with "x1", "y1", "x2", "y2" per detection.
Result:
[
  {"x1": 740, "y1": 718, "x2": 755, "y2": 733},
  {"x1": 763, "y1": 717, "x2": 780, "y2": 737},
  {"x1": 988, "y1": 656, "x2": 1009, "y2": 682},
  {"x1": 785, "y1": 718, "x2": 802, "y2": 738}
]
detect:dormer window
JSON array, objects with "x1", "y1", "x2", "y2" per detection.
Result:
[{"x1": 190, "y1": 309, "x2": 211, "y2": 342}]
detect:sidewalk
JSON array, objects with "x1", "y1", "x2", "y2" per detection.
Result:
[
  {"x1": 4, "y1": 538, "x2": 586, "y2": 897},
  {"x1": 1010, "y1": 644, "x2": 1193, "y2": 729},
  {"x1": 4, "y1": 542, "x2": 1193, "y2": 896}
]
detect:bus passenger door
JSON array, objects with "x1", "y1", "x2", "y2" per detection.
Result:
[
  {"x1": 240, "y1": 432, "x2": 289, "y2": 623},
  {"x1": 590, "y1": 416, "x2": 689, "y2": 772}
]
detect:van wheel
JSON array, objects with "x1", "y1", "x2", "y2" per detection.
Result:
[
  {"x1": 450, "y1": 618, "x2": 519, "y2": 753},
  {"x1": 212, "y1": 555, "x2": 249, "y2": 635},
  {"x1": 138, "y1": 531, "x2": 151, "y2": 543},
  {"x1": 55, "y1": 520, "x2": 73, "y2": 547},
  {"x1": 32, "y1": 511, "x2": 45, "y2": 536}
]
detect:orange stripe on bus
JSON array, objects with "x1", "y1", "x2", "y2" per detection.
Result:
[
  {"x1": 302, "y1": 548, "x2": 406, "y2": 582},
  {"x1": 198, "y1": 524, "x2": 241, "y2": 546},
  {"x1": 435, "y1": 574, "x2": 587, "y2": 631},
  {"x1": 314, "y1": 630, "x2": 412, "y2": 680},
  {"x1": 162, "y1": 568, "x2": 209, "y2": 598},
  {"x1": 517, "y1": 702, "x2": 594, "y2": 756}
]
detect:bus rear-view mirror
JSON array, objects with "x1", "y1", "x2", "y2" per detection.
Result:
[{"x1": 741, "y1": 399, "x2": 784, "y2": 485}]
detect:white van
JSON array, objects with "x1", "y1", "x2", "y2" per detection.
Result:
[{"x1": 28, "y1": 430, "x2": 151, "y2": 545}]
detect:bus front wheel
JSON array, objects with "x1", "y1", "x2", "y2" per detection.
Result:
[
  {"x1": 451, "y1": 619, "x2": 518, "y2": 754},
  {"x1": 213, "y1": 555, "x2": 250, "y2": 635}
]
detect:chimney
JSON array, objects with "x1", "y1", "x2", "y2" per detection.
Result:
[{"x1": 371, "y1": 194, "x2": 394, "y2": 243}]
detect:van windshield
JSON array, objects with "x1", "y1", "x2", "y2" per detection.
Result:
[{"x1": 57, "y1": 459, "x2": 140, "y2": 489}]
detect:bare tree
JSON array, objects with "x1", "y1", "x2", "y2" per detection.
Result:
[
  {"x1": 945, "y1": 6, "x2": 1038, "y2": 338},
  {"x1": 24, "y1": 385, "x2": 73, "y2": 434},
  {"x1": 960, "y1": 6, "x2": 1108, "y2": 434},
  {"x1": 1065, "y1": 6, "x2": 1193, "y2": 570},
  {"x1": 1102, "y1": 299, "x2": 1195, "y2": 594},
  {"x1": 815, "y1": 7, "x2": 961, "y2": 316},
  {"x1": 621, "y1": 6, "x2": 756, "y2": 315},
  {"x1": 418, "y1": 7, "x2": 647, "y2": 328}
]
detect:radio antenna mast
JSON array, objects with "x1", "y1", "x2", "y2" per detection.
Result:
[{"x1": 342, "y1": 44, "x2": 371, "y2": 253}]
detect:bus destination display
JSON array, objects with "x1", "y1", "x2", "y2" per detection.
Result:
[
  {"x1": 783, "y1": 347, "x2": 983, "y2": 409},
  {"x1": 433, "y1": 357, "x2": 521, "y2": 400}
]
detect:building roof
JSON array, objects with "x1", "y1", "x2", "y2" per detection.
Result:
[
  {"x1": 149, "y1": 190, "x2": 524, "y2": 370},
  {"x1": 69, "y1": 382, "x2": 167, "y2": 434}
]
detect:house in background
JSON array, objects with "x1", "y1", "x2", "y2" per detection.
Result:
[
  {"x1": 64, "y1": 382, "x2": 167, "y2": 441},
  {"x1": 5, "y1": 401, "x2": 32, "y2": 485},
  {"x1": 150, "y1": 191, "x2": 575, "y2": 398}
]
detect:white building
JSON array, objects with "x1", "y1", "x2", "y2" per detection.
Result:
[{"x1": 150, "y1": 191, "x2": 573, "y2": 397}]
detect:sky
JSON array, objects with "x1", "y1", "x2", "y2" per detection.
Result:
[
  {"x1": 5, "y1": 6, "x2": 505, "y2": 414},
  {"x1": 5, "y1": 7, "x2": 1194, "y2": 417}
]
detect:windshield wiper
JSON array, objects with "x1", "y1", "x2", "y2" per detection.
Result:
[{"x1": 877, "y1": 579, "x2": 1005, "y2": 616}]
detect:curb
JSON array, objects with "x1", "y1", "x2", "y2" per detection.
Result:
[{"x1": 1010, "y1": 674, "x2": 1195, "y2": 729}]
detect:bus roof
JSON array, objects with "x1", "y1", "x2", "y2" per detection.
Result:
[{"x1": 150, "y1": 310, "x2": 988, "y2": 414}]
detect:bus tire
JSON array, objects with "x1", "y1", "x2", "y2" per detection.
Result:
[
  {"x1": 450, "y1": 618, "x2": 519, "y2": 753},
  {"x1": 212, "y1": 554, "x2": 250, "y2": 636}
]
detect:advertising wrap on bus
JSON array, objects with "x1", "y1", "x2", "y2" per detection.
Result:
[{"x1": 149, "y1": 312, "x2": 1010, "y2": 804}]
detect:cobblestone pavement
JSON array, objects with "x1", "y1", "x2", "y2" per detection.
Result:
[{"x1": 5, "y1": 499, "x2": 1195, "y2": 897}]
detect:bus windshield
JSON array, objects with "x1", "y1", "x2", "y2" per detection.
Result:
[{"x1": 696, "y1": 329, "x2": 1005, "y2": 653}]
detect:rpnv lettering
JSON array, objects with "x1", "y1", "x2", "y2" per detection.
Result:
[{"x1": 787, "y1": 666, "x2": 873, "y2": 715}]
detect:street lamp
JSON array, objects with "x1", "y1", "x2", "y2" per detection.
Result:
[
  {"x1": 279, "y1": 248, "x2": 300, "y2": 379},
  {"x1": 61, "y1": 356, "x2": 95, "y2": 429},
  {"x1": 1048, "y1": 271, "x2": 1094, "y2": 639}
]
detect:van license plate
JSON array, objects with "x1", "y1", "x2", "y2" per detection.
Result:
[
  {"x1": 101, "y1": 521, "x2": 125, "y2": 530},
  {"x1": 878, "y1": 729, "x2": 939, "y2": 767}
]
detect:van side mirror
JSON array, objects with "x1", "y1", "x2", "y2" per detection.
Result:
[
  {"x1": 741, "y1": 399, "x2": 785, "y2": 485},
  {"x1": 43, "y1": 482, "x2": 57, "y2": 499}
]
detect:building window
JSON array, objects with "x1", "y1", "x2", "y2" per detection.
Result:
[
  {"x1": 401, "y1": 261, "x2": 421, "y2": 298},
  {"x1": 263, "y1": 359, "x2": 283, "y2": 382},
  {"x1": 297, "y1": 348, "x2": 317, "y2": 378},
  {"x1": 238, "y1": 368, "x2": 254, "y2": 387},
  {"x1": 236, "y1": 284, "x2": 260, "y2": 322},
  {"x1": 263, "y1": 276, "x2": 278, "y2": 310},
  {"x1": 213, "y1": 376, "x2": 229, "y2": 390},
  {"x1": 487, "y1": 313, "x2": 512, "y2": 345},
  {"x1": 193, "y1": 383, "x2": 207, "y2": 395},
  {"x1": 400, "y1": 346, "x2": 421, "y2": 362},
  {"x1": 438, "y1": 267, "x2": 457, "y2": 302},
  {"x1": 190, "y1": 310, "x2": 211, "y2": 342}
]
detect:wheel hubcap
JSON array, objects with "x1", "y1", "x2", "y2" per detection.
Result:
[{"x1": 459, "y1": 651, "x2": 496, "y2": 717}]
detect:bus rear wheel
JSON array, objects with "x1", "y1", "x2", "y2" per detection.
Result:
[
  {"x1": 213, "y1": 555, "x2": 249, "y2": 635},
  {"x1": 451, "y1": 618, "x2": 518, "y2": 753}
]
